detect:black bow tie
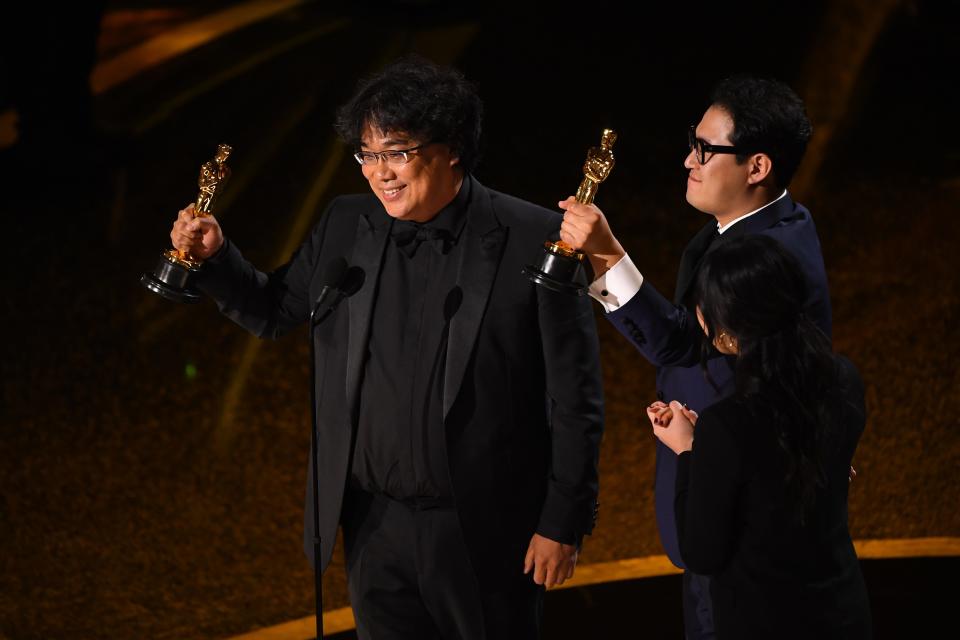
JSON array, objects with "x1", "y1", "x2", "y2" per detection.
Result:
[{"x1": 391, "y1": 221, "x2": 453, "y2": 257}]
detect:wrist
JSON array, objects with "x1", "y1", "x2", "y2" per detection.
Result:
[
  {"x1": 205, "y1": 237, "x2": 228, "y2": 262},
  {"x1": 587, "y1": 246, "x2": 625, "y2": 279}
]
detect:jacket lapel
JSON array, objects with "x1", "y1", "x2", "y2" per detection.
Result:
[
  {"x1": 719, "y1": 191, "x2": 796, "y2": 241},
  {"x1": 673, "y1": 193, "x2": 797, "y2": 304},
  {"x1": 443, "y1": 178, "x2": 506, "y2": 419},
  {"x1": 674, "y1": 222, "x2": 717, "y2": 304},
  {"x1": 345, "y1": 210, "x2": 391, "y2": 424}
]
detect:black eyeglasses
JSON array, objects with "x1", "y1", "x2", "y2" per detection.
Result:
[
  {"x1": 354, "y1": 143, "x2": 430, "y2": 166},
  {"x1": 687, "y1": 126, "x2": 742, "y2": 165}
]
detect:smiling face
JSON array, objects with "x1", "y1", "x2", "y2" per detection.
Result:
[
  {"x1": 683, "y1": 105, "x2": 753, "y2": 222},
  {"x1": 359, "y1": 125, "x2": 463, "y2": 223}
]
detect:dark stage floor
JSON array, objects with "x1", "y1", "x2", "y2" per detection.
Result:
[{"x1": 322, "y1": 557, "x2": 956, "y2": 640}]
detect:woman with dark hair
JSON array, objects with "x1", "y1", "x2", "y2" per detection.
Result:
[{"x1": 648, "y1": 234, "x2": 871, "y2": 639}]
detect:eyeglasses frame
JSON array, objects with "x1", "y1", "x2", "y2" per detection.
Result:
[
  {"x1": 353, "y1": 142, "x2": 431, "y2": 166},
  {"x1": 687, "y1": 126, "x2": 745, "y2": 165}
]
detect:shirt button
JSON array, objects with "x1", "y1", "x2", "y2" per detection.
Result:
[{"x1": 601, "y1": 289, "x2": 609, "y2": 296}]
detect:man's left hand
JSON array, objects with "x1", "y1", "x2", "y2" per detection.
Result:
[{"x1": 523, "y1": 533, "x2": 578, "y2": 588}]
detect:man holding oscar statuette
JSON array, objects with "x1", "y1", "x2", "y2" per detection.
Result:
[
  {"x1": 167, "y1": 58, "x2": 603, "y2": 639},
  {"x1": 558, "y1": 75, "x2": 832, "y2": 638}
]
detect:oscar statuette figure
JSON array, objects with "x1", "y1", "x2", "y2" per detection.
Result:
[
  {"x1": 523, "y1": 129, "x2": 617, "y2": 295},
  {"x1": 140, "y1": 144, "x2": 232, "y2": 303}
]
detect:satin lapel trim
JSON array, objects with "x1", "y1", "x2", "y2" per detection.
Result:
[
  {"x1": 345, "y1": 212, "x2": 391, "y2": 424},
  {"x1": 720, "y1": 192, "x2": 795, "y2": 241},
  {"x1": 443, "y1": 182, "x2": 506, "y2": 419}
]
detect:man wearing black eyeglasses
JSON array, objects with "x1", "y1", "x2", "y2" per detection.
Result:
[
  {"x1": 559, "y1": 75, "x2": 832, "y2": 639},
  {"x1": 169, "y1": 57, "x2": 603, "y2": 639}
]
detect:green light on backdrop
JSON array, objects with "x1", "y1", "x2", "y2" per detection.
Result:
[{"x1": 185, "y1": 362, "x2": 198, "y2": 380}]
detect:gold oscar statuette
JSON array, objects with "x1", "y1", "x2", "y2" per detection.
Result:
[
  {"x1": 523, "y1": 129, "x2": 617, "y2": 295},
  {"x1": 140, "y1": 144, "x2": 233, "y2": 303}
]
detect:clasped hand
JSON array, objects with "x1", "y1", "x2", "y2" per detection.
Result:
[{"x1": 646, "y1": 400, "x2": 699, "y2": 455}]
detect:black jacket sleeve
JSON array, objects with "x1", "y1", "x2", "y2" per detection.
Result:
[
  {"x1": 195, "y1": 200, "x2": 336, "y2": 338},
  {"x1": 675, "y1": 408, "x2": 742, "y2": 574},
  {"x1": 534, "y1": 280, "x2": 605, "y2": 545},
  {"x1": 605, "y1": 280, "x2": 705, "y2": 368}
]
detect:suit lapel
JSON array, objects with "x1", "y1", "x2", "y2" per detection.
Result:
[
  {"x1": 719, "y1": 191, "x2": 795, "y2": 241},
  {"x1": 345, "y1": 210, "x2": 391, "y2": 423},
  {"x1": 673, "y1": 193, "x2": 797, "y2": 304},
  {"x1": 443, "y1": 178, "x2": 506, "y2": 419},
  {"x1": 674, "y1": 222, "x2": 717, "y2": 304}
]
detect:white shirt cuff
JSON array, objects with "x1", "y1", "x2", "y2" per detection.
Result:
[{"x1": 588, "y1": 254, "x2": 643, "y2": 312}]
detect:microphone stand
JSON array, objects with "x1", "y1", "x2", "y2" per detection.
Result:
[
  {"x1": 305, "y1": 266, "x2": 363, "y2": 639},
  {"x1": 308, "y1": 285, "x2": 334, "y2": 640}
]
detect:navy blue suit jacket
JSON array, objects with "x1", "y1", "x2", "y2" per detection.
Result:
[{"x1": 607, "y1": 193, "x2": 831, "y2": 567}]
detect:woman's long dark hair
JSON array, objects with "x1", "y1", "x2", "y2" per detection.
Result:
[{"x1": 695, "y1": 235, "x2": 840, "y2": 523}]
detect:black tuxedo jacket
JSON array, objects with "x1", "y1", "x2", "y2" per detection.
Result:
[
  {"x1": 197, "y1": 176, "x2": 604, "y2": 585},
  {"x1": 606, "y1": 193, "x2": 832, "y2": 568}
]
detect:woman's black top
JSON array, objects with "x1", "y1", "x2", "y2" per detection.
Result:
[{"x1": 675, "y1": 355, "x2": 871, "y2": 639}]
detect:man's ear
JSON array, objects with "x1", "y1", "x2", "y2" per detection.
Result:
[{"x1": 746, "y1": 152, "x2": 773, "y2": 185}]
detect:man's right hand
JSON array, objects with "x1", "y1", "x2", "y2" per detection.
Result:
[
  {"x1": 557, "y1": 197, "x2": 626, "y2": 279},
  {"x1": 171, "y1": 203, "x2": 224, "y2": 260}
]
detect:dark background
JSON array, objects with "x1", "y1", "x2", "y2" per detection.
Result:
[{"x1": 1, "y1": 1, "x2": 958, "y2": 638}]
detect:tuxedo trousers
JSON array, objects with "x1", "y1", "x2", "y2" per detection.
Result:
[{"x1": 343, "y1": 488, "x2": 543, "y2": 640}]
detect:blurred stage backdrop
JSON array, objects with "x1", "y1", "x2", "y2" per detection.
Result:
[{"x1": 1, "y1": 1, "x2": 957, "y2": 638}]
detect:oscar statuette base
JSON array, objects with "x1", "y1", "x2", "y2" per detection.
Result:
[
  {"x1": 140, "y1": 253, "x2": 202, "y2": 304},
  {"x1": 523, "y1": 242, "x2": 590, "y2": 296}
]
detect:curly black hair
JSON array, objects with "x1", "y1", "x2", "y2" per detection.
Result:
[
  {"x1": 335, "y1": 56, "x2": 483, "y2": 173},
  {"x1": 710, "y1": 75, "x2": 813, "y2": 189}
]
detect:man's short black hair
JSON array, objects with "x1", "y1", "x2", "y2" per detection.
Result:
[
  {"x1": 335, "y1": 56, "x2": 483, "y2": 173},
  {"x1": 710, "y1": 75, "x2": 812, "y2": 189}
]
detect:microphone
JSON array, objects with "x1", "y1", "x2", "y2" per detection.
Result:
[
  {"x1": 311, "y1": 260, "x2": 366, "y2": 327},
  {"x1": 340, "y1": 266, "x2": 366, "y2": 297},
  {"x1": 443, "y1": 286, "x2": 462, "y2": 323},
  {"x1": 310, "y1": 258, "x2": 347, "y2": 323}
]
